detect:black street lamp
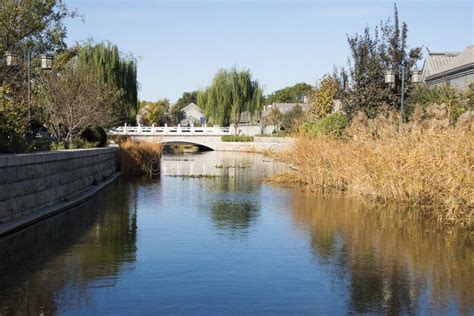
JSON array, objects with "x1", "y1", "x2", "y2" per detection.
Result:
[{"x1": 385, "y1": 66, "x2": 422, "y2": 121}]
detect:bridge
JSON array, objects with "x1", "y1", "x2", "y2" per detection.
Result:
[{"x1": 109, "y1": 124, "x2": 293, "y2": 152}]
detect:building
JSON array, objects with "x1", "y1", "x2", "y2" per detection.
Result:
[
  {"x1": 180, "y1": 103, "x2": 206, "y2": 126},
  {"x1": 422, "y1": 45, "x2": 474, "y2": 90},
  {"x1": 261, "y1": 102, "x2": 310, "y2": 117}
]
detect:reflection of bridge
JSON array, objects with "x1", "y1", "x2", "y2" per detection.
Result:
[{"x1": 109, "y1": 125, "x2": 294, "y2": 152}]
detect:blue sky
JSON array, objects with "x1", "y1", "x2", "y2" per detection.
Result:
[{"x1": 64, "y1": 0, "x2": 473, "y2": 102}]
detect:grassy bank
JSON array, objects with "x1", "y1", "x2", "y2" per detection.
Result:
[{"x1": 275, "y1": 108, "x2": 473, "y2": 227}]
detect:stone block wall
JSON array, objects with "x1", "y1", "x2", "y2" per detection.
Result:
[{"x1": 0, "y1": 147, "x2": 119, "y2": 225}]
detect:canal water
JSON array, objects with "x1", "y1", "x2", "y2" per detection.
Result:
[{"x1": 0, "y1": 151, "x2": 472, "y2": 315}]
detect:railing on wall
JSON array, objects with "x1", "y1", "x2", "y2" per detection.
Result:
[{"x1": 109, "y1": 124, "x2": 233, "y2": 136}]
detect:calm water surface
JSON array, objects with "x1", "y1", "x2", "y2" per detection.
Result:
[{"x1": 0, "y1": 151, "x2": 472, "y2": 315}]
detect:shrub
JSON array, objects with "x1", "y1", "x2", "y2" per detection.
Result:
[
  {"x1": 221, "y1": 135, "x2": 254, "y2": 142},
  {"x1": 281, "y1": 105, "x2": 304, "y2": 132},
  {"x1": 119, "y1": 140, "x2": 163, "y2": 176},
  {"x1": 305, "y1": 112, "x2": 349, "y2": 137},
  {"x1": 81, "y1": 126, "x2": 108, "y2": 147}
]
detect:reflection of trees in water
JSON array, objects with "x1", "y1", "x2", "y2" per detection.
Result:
[
  {"x1": 210, "y1": 200, "x2": 260, "y2": 236},
  {"x1": 291, "y1": 193, "x2": 474, "y2": 315},
  {"x1": 0, "y1": 180, "x2": 138, "y2": 315}
]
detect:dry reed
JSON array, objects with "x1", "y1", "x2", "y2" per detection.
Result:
[
  {"x1": 118, "y1": 139, "x2": 163, "y2": 176},
  {"x1": 277, "y1": 106, "x2": 474, "y2": 227}
]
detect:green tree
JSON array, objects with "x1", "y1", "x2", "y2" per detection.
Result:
[
  {"x1": 198, "y1": 67, "x2": 263, "y2": 130},
  {"x1": 139, "y1": 99, "x2": 171, "y2": 126},
  {"x1": 76, "y1": 42, "x2": 138, "y2": 124},
  {"x1": 170, "y1": 91, "x2": 198, "y2": 124},
  {"x1": 264, "y1": 83, "x2": 312, "y2": 104},
  {"x1": 342, "y1": 4, "x2": 423, "y2": 118}
]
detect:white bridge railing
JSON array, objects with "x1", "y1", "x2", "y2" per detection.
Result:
[{"x1": 109, "y1": 124, "x2": 233, "y2": 136}]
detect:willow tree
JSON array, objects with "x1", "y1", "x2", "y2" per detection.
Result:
[
  {"x1": 76, "y1": 42, "x2": 138, "y2": 124},
  {"x1": 198, "y1": 68, "x2": 263, "y2": 129}
]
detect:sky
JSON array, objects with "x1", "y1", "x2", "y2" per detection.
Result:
[{"x1": 64, "y1": 0, "x2": 474, "y2": 102}]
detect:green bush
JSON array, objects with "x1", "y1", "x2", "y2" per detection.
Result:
[
  {"x1": 81, "y1": 126, "x2": 108, "y2": 147},
  {"x1": 305, "y1": 112, "x2": 349, "y2": 137},
  {"x1": 221, "y1": 135, "x2": 254, "y2": 142}
]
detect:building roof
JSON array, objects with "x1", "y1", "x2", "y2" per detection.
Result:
[
  {"x1": 423, "y1": 45, "x2": 474, "y2": 81},
  {"x1": 421, "y1": 51, "x2": 460, "y2": 80},
  {"x1": 264, "y1": 103, "x2": 310, "y2": 114},
  {"x1": 435, "y1": 45, "x2": 474, "y2": 74},
  {"x1": 181, "y1": 102, "x2": 203, "y2": 113}
]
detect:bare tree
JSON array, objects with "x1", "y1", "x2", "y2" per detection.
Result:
[{"x1": 38, "y1": 65, "x2": 118, "y2": 146}]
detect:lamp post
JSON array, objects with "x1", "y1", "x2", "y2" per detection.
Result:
[
  {"x1": 3, "y1": 50, "x2": 53, "y2": 122},
  {"x1": 385, "y1": 66, "x2": 421, "y2": 121}
]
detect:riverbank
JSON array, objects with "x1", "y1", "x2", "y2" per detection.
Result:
[
  {"x1": 0, "y1": 148, "x2": 120, "y2": 236},
  {"x1": 273, "y1": 112, "x2": 473, "y2": 228}
]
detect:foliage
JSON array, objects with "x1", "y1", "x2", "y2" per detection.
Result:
[
  {"x1": 175, "y1": 91, "x2": 198, "y2": 108},
  {"x1": 76, "y1": 42, "x2": 138, "y2": 124},
  {"x1": 281, "y1": 104, "x2": 304, "y2": 132},
  {"x1": 408, "y1": 84, "x2": 473, "y2": 123},
  {"x1": 0, "y1": 0, "x2": 76, "y2": 53},
  {"x1": 264, "y1": 83, "x2": 312, "y2": 104},
  {"x1": 169, "y1": 91, "x2": 198, "y2": 124},
  {"x1": 305, "y1": 112, "x2": 349, "y2": 137},
  {"x1": 341, "y1": 4, "x2": 423, "y2": 118},
  {"x1": 81, "y1": 126, "x2": 108, "y2": 148},
  {"x1": 0, "y1": 86, "x2": 30, "y2": 153},
  {"x1": 198, "y1": 67, "x2": 263, "y2": 128},
  {"x1": 309, "y1": 76, "x2": 339, "y2": 119},
  {"x1": 262, "y1": 106, "x2": 283, "y2": 127},
  {"x1": 221, "y1": 135, "x2": 254, "y2": 142},
  {"x1": 138, "y1": 99, "x2": 171, "y2": 125},
  {"x1": 38, "y1": 64, "x2": 118, "y2": 147}
]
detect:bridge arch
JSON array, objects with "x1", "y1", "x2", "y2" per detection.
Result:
[{"x1": 161, "y1": 140, "x2": 215, "y2": 151}]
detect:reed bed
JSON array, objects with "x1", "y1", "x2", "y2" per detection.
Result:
[
  {"x1": 276, "y1": 107, "x2": 474, "y2": 227},
  {"x1": 117, "y1": 139, "x2": 163, "y2": 176}
]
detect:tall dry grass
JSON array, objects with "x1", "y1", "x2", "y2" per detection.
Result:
[
  {"x1": 278, "y1": 106, "x2": 474, "y2": 227},
  {"x1": 117, "y1": 138, "x2": 163, "y2": 176}
]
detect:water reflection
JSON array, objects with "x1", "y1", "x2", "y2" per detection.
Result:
[
  {"x1": 210, "y1": 200, "x2": 260, "y2": 233},
  {"x1": 290, "y1": 192, "x2": 474, "y2": 315},
  {"x1": 0, "y1": 151, "x2": 472, "y2": 314},
  {"x1": 0, "y1": 180, "x2": 138, "y2": 315}
]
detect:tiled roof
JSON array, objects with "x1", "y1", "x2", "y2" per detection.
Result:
[
  {"x1": 423, "y1": 45, "x2": 474, "y2": 80},
  {"x1": 434, "y1": 45, "x2": 474, "y2": 74},
  {"x1": 421, "y1": 51, "x2": 459, "y2": 80},
  {"x1": 264, "y1": 103, "x2": 310, "y2": 114}
]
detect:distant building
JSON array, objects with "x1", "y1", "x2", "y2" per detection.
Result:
[
  {"x1": 262, "y1": 102, "x2": 310, "y2": 117},
  {"x1": 422, "y1": 45, "x2": 474, "y2": 90},
  {"x1": 180, "y1": 103, "x2": 205, "y2": 126}
]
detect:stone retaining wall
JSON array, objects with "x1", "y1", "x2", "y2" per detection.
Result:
[{"x1": 0, "y1": 147, "x2": 119, "y2": 226}]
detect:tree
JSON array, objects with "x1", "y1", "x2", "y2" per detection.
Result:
[
  {"x1": 264, "y1": 83, "x2": 312, "y2": 104},
  {"x1": 281, "y1": 104, "x2": 304, "y2": 132},
  {"x1": 0, "y1": 0, "x2": 76, "y2": 95},
  {"x1": 0, "y1": 86, "x2": 29, "y2": 153},
  {"x1": 342, "y1": 4, "x2": 422, "y2": 118},
  {"x1": 138, "y1": 99, "x2": 171, "y2": 125},
  {"x1": 76, "y1": 42, "x2": 138, "y2": 124},
  {"x1": 38, "y1": 64, "x2": 118, "y2": 147},
  {"x1": 310, "y1": 75, "x2": 339, "y2": 119},
  {"x1": 170, "y1": 91, "x2": 198, "y2": 124},
  {"x1": 262, "y1": 106, "x2": 283, "y2": 129},
  {"x1": 198, "y1": 67, "x2": 263, "y2": 130}
]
